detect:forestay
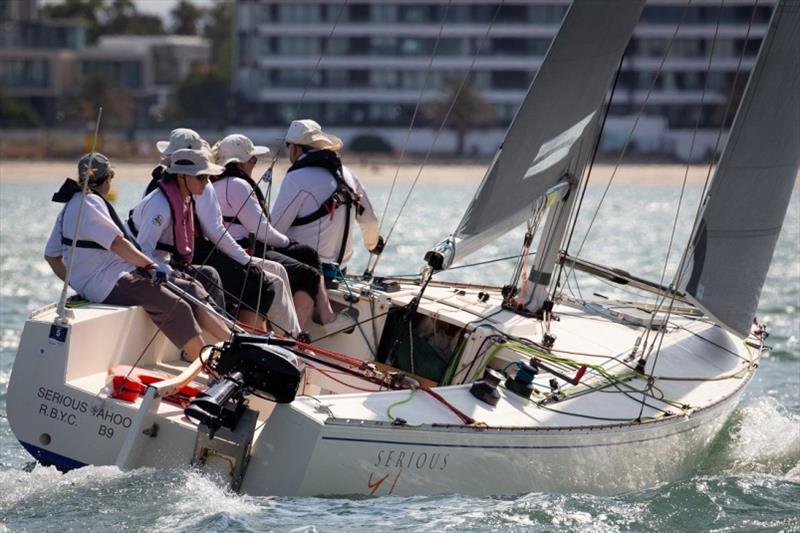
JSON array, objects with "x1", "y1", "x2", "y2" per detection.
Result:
[
  {"x1": 439, "y1": 0, "x2": 645, "y2": 266},
  {"x1": 681, "y1": 1, "x2": 800, "y2": 338}
]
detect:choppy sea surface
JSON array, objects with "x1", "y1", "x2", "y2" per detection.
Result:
[{"x1": 0, "y1": 177, "x2": 798, "y2": 532}]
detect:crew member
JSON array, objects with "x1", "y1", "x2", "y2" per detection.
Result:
[
  {"x1": 212, "y1": 133, "x2": 337, "y2": 327},
  {"x1": 45, "y1": 153, "x2": 231, "y2": 361},
  {"x1": 128, "y1": 149, "x2": 298, "y2": 335},
  {"x1": 143, "y1": 131, "x2": 302, "y2": 337},
  {"x1": 271, "y1": 119, "x2": 384, "y2": 270}
]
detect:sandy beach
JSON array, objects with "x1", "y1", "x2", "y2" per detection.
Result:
[{"x1": 0, "y1": 158, "x2": 727, "y2": 187}]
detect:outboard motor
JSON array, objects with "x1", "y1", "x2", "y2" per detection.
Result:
[{"x1": 185, "y1": 333, "x2": 305, "y2": 435}]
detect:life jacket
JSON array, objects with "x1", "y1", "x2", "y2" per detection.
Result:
[
  {"x1": 52, "y1": 178, "x2": 133, "y2": 250},
  {"x1": 287, "y1": 150, "x2": 363, "y2": 264},
  {"x1": 141, "y1": 165, "x2": 212, "y2": 261},
  {"x1": 211, "y1": 165, "x2": 270, "y2": 226},
  {"x1": 127, "y1": 175, "x2": 196, "y2": 263}
]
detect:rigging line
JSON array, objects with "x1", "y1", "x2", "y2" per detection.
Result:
[
  {"x1": 555, "y1": 52, "x2": 626, "y2": 302},
  {"x1": 671, "y1": 0, "x2": 760, "y2": 294},
  {"x1": 193, "y1": 1, "x2": 350, "y2": 276},
  {"x1": 379, "y1": 1, "x2": 505, "y2": 253},
  {"x1": 566, "y1": 0, "x2": 693, "y2": 276},
  {"x1": 56, "y1": 106, "x2": 103, "y2": 323},
  {"x1": 377, "y1": 0, "x2": 453, "y2": 237},
  {"x1": 640, "y1": 0, "x2": 725, "y2": 355},
  {"x1": 698, "y1": 0, "x2": 760, "y2": 206},
  {"x1": 267, "y1": 0, "x2": 351, "y2": 171}
]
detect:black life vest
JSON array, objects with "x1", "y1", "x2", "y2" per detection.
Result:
[
  {"x1": 52, "y1": 178, "x2": 133, "y2": 250},
  {"x1": 286, "y1": 150, "x2": 362, "y2": 264},
  {"x1": 212, "y1": 165, "x2": 270, "y2": 227}
]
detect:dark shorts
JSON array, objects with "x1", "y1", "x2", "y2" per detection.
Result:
[
  {"x1": 103, "y1": 272, "x2": 205, "y2": 349},
  {"x1": 247, "y1": 240, "x2": 322, "y2": 299},
  {"x1": 193, "y1": 249, "x2": 275, "y2": 317}
]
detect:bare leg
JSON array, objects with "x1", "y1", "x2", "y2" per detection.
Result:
[
  {"x1": 182, "y1": 335, "x2": 211, "y2": 361},
  {"x1": 315, "y1": 278, "x2": 336, "y2": 324},
  {"x1": 193, "y1": 306, "x2": 231, "y2": 343},
  {"x1": 238, "y1": 309, "x2": 267, "y2": 331},
  {"x1": 294, "y1": 291, "x2": 314, "y2": 328}
]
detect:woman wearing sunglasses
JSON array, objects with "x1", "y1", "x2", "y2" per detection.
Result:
[{"x1": 128, "y1": 148, "x2": 285, "y2": 334}]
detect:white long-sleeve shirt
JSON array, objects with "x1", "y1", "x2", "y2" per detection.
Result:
[
  {"x1": 193, "y1": 184, "x2": 252, "y2": 265},
  {"x1": 129, "y1": 184, "x2": 251, "y2": 266},
  {"x1": 271, "y1": 160, "x2": 379, "y2": 265},
  {"x1": 45, "y1": 193, "x2": 134, "y2": 302},
  {"x1": 212, "y1": 176, "x2": 290, "y2": 248}
]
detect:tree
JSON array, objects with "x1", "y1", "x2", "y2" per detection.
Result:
[
  {"x1": 427, "y1": 79, "x2": 494, "y2": 157},
  {"x1": 171, "y1": 0, "x2": 205, "y2": 35},
  {"x1": 202, "y1": 0, "x2": 234, "y2": 77},
  {"x1": 166, "y1": 67, "x2": 230, "y2": 129},
  {"x1": 44, "y1": 0, "x2": 164, "y2": 38},
  {"x1": 0, "y1": 90, "x2": 41, "y2": 128},
  {"x1": 104, "y1": 0, "x2": 164, "y2": 35},
  {"x1": 70, "y1": 73, "x2": 134, "y2": 128},
  {"x1": 42, "y1": 0, "x2": 105, "y2": 42}
]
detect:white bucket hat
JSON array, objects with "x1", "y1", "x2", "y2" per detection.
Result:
[
  {"x1": 156, "y1": 128, "x2": 211, "y2": 156},
  {"x1": 285, "y1": 119, "x2": 343, "y2": 151},
  {"x1": 166, "y1": 148, "x2": 225, "y2": 176},
  {"x1": 213, "y1": 134, "x2": 270, "y2": 166}
]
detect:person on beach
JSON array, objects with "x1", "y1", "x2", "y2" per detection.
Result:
[
  {"x1": 129, "y1": 147, "x2": 301, "y2": 337},
  {"x1": 271, "y1": 119, "x2": 384, "y2": 271},
  {"x1": 44, "y1": 153, "x2": 231, "y2": 362},
  {"x1": 211, "y1": 133, "x2": 337, "y2": 327}
]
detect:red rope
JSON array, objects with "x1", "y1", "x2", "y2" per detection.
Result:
[
  {"x1": 418, "y1": 384, "x2": 475, "y2": 425},
  {"x1": 304, "y1": 362, "x2": 384, "y2": 393}
]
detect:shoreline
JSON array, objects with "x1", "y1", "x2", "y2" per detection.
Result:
[{"x1": 0, "y1": 159, "x2": 736, "y2": 186}]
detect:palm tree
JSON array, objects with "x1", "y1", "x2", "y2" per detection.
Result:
[{"x1": 427, "y1": 79, "x2": 494, "y2": 157}]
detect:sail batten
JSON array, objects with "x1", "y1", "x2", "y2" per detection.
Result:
[
  {"x1": 680, "y1": 1, "x2": 800, "y2": 338},
  {"x1": 445, "y1": 0, "x2": 645, "y2": 264}
]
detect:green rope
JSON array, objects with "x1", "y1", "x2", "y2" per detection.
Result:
[{"x1": 386, "y1": 388, "x2": 421, "y2": 426}]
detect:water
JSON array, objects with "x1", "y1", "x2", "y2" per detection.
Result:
[{"x1": 1, "y1": 178, "x2": 798, "y2": 532}]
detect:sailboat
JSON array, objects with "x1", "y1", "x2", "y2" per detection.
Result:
[{"x1": 6, "y1": 0, "x2": 798, "y2": 496}]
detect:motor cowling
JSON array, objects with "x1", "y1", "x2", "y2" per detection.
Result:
[{"x1": 214, "y1": 334, "x2": 305, "y2": 404}]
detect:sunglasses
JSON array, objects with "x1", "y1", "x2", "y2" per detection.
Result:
[{"x1": 195, "y1": 174, "x2": 210, "y2": 182}]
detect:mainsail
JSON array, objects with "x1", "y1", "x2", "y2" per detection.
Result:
[
  {"x1": 681, "y1": 1, "x2": 800, "y2": 338},
  {"x1": 442, "y1": 0, "x2": 645, "y2": 265}
]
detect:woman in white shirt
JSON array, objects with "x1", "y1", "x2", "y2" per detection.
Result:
[
  {"x1": 44, "y1": 153, "x2": 230, "y2": 361},
  {"x1": 211, "y1": 134, "x2": 337, "y2": 327},
  {"x1": 129, "y1": 148, "x2": 300, "y2": 337}
]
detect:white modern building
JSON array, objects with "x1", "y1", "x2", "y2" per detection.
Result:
[{"x1": 232, "y1": 0, "x2": 774, "y2": 160}]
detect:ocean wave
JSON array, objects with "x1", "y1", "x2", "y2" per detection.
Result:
[{"x1": 726, "y1": 397, "x2": 800, "y2": 478}]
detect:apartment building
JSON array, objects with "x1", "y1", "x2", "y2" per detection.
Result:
[{"x1": 233, "y1": 0, "x2": 774, "y2": 159}]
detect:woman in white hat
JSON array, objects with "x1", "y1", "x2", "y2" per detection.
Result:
[
  {"x1": 140, "y1": 128, "x2": 225, "y2": 308},
  {"x1": 44, "y1": 152, "x2": 231, "y2": 362},
  {"x1": 129, "y1": 149, "x2": 299, "y2": 336},
  {"x1": 271, "y1": 119, "x2": 383, "y2": 269},
  {"x1": 211, "y1": 133, "x2": 337, "y2": 327}
]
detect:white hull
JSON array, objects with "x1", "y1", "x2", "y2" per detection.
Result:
[{"x1": 7, "y1": 280, "x2": 760, "y2": 496}]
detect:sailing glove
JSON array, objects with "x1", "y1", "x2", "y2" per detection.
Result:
[{"x1": 144, "y1": 262, "x2": 173, "y2": 285}]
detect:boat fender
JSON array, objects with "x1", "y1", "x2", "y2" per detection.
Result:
[
  {"x1": 504, "y1": 361, "x2": 537, "y2": 399},
  {"x1": 469, "y1": 367, "x2": 503, "y2": 406}
]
